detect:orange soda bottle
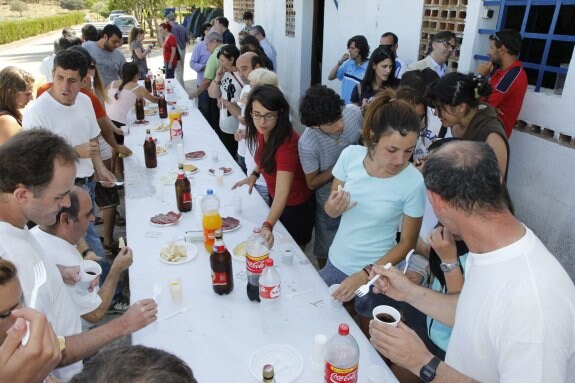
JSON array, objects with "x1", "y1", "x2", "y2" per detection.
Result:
[{"x1": 202, "y1": 189, "x2": 222, "y2": 253}]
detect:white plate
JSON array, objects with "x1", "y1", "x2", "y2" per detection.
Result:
[
  {"x1": 185, "y1": 151, "x2": 207, "y2": 160},
  {"x1": 159, "y1": 242, "x2": 197, "y2": 265},
  {"x1": 156, "y1": 146, "x2": 169, "y2": 156},
  {"x1": 149, "y1": 213, "x2": 183, "y2": 227},
  {"x1": 249, "y1": 344, "x2": 304, "y2": 383},
  {"x1": 208, "y1": 166, "x2": 234, "y2": 176},
  {"x1": 223, "y1": 221, "x2": 241, "y2": 233},
  {"x1": 159, "y1": 173, "x2": 177, "y2": 184}
]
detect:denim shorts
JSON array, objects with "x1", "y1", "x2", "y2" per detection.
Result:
[{"x1": 319, "y1": 259, "x2": 399, "y2": 317}]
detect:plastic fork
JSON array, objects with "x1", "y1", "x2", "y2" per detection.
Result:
[
  {"x1": 22, "y1": 261, "x2": 47, "y2": 346},
  {"x1": 402, "y1": 249, "x2": 415, "y2": 274},
  {"x1": 158, "y1": 307, "x2": 190, "y2": 322},
  {"x1": 354, "y1": 263, "x2": 392, "y2": 297}
]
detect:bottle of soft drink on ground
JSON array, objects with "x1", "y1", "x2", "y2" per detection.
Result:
[
  {"x1": 210, "y1": 229, "x2": 233, "y2": 295},
  {"x1": 259, "y1": 258, "x2": 282, "y2": 333},
  {"x1": 324, "y1": 323, "x2": 359, "y2": 383},
  {"x1": 202, "y1": 189, "x2": 222, "y2": 253},
  {"x1": 246, "y1": 227, "x2": 269, "y2": 302}
]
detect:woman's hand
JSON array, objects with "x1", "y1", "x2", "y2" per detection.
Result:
[
  {"x1": 234, "y1": 129, "x2": 246, "y2": 142},
  {"x1": 332, "y1": 272, "x2": 367, "y2": 302},
  {"x1": 232, "y1": 175, "x2": 257, "y2": 194},
  {"x1": 260, "y1": 226, "x2": 274, "y2": 249},
  {"x1": 324, "y1": 187, "x2": 356, "y2": 218},
  {"x1": 427, "y1": 226, "x2": 457, "y2": 263}
]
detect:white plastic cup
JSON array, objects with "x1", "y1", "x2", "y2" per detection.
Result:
[
  {"x1": 75, "y1": 260, "x2": 102, "y2": 295},
  {"x1": 372, "y1": 305, "x2": 401, "y2": 327},
  {"x1": 215, "y1": 169, "x2": 224, "y2": 185},
  {"x1": 311, "y1": 334, "x2": 328, "y2": 367},
  {"x1": 168, "y1": 277, "x2": 182, "y2": 302},
  {"x1": 121, "y1": 125, "x2": 130, "y2": 136},
  {"x1": 281, "y1": 247, "x2": 294, "y2": 265},
  {"x1": 176, "y1": 143, "x2": 184, "y2": 164},
  {"x1": 328, "y1": 284, "x2": 342, "y2": 309},
  {"x1": 366, "y1": 365, "x2": 389, "y2": 383},
  {"x1": 211, "y1": 149, "x2": 219, "y2": 162},
  {"x1": 232, "y1": 195, "x2": 242, "y2": 213}
]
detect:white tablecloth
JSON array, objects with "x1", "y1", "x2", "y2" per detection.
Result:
[{"x1": 123, "y1": 84, "x2": 398, "y2": 383}]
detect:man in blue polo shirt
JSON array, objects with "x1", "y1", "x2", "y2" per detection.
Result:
[{"x1": 328, "y1": 35, "x2": 370, "y2": 104}]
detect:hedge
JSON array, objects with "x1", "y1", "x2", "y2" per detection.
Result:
[{"x1": 0, "y1": 12, "x2": 85, "y2": 45}]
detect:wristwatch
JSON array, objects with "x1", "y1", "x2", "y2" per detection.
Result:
[
  {"x1": 440, "y1": 260, "x2": 459, "y2": 273},
  {"x1": 420, "y1": 356, "x2": 441, "y2": 382}
]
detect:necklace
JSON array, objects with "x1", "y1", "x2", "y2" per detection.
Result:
[{"x1": 317, "y1": 127, "x2": 342, "y2": 145}]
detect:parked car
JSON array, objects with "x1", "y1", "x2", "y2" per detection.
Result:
[
  {"x1": 113, "y1": 15, "x2": 139, "y2": 42},
  {"x1": 107, "y1": 10, "x2": 126, "y2": 23}
]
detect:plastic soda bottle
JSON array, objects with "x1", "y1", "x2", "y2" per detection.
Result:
[
  {"x1": 201, "y1": 189, "x2": 222, "y2": 253},
  {"x1": 324, "y1": 323, "x2": 359, "y2": 383},
  {"x1": 246, "y1": 227, "x2": 269, "y2": 302},
  {"x1": 259, "y1": 258, "x2": 282, "y2": 334}
]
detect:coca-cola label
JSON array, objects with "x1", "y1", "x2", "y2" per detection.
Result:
[
  {"x1": 324, "y1": 362, "x2": 358, "y2": 383},
  {"x1": 246, "y1": 253, "x2": 268, "y2": 274},
  {"x1": 259, "y1": 284, "x2": 280, "y2": 299},
  {"x1": 212, "y1": 270, "x2": 227, "y2": 286},
  {"x1": 182, "y1": 191, "x2": 191, "y2": 204}
]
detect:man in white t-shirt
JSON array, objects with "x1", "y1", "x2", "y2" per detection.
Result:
[
  {"x1": 32, "y1": 187, "x2": 133, "y2": 329},
  {"x1": 369, "y1": 141, "x2": 575, "y2": 382},
  {"x1": 0, "y1": 130, "x2": 157, "y2": 381}
]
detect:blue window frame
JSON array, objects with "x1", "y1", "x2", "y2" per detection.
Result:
[{"x1": 477, "y1": 0, "x2": 575, "y2": 92}]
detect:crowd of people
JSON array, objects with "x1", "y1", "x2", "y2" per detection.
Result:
[{"x1": 0, "y1": 9, "x2": 574, "y2": 383}]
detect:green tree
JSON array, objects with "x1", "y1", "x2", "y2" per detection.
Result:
[{"x1": 9, "y1": 0, "x2": 28, "y2": 17}]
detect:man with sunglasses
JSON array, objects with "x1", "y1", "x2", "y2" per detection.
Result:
[
  {"x1": 407, "y1": 31, "x2": 456, "y2": 78},
  {"x1": 477, "y1": 29, "x2": 527, "y2": 138}
]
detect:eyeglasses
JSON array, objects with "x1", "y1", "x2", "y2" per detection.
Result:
[
  {"x1": 251, "y1": 112, "x2": 278, "y2": 121},
  {"x1": 441, "y1": 41, "x2": 455, "y2": 50}
]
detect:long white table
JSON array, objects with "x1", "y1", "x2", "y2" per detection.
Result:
[{"x1": 123, "y1": 83, "x2": 398, "y2": 382}]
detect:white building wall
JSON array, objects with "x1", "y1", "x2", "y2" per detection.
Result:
[{"x1": 225, "y1": 0, "x2": 575, "y2": 279}]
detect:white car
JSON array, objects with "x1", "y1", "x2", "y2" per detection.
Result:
[
  {"x1": 107, "y1": 10, "x2": 126, "y2": 23},
  {"x1": 113, "y1": 15, "x2": 139, "y2": 42}
]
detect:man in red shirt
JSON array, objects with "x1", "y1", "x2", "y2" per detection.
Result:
[{"x1": 477, "y1": 29, "x2": 527, "y2": 138}]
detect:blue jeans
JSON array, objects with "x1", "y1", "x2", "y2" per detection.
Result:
[{"x1": 164, "y1": 63, "x2": 175, "y2": 79}]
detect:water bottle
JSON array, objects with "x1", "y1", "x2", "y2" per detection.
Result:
[
  {"x1": 171, "y1": 120, "x2": 183, "y2": 145},
  {"x1": 246, "y1": 227, "x2": 269, "y2": 302},
  {"x1": 324, "y1": 323, "x2": 359, "y2": 383},
  {"x1": 259, "y1": 258, "x2": 282, "y2": 334}
]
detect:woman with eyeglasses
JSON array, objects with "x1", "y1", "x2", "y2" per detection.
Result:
[
  {"x1": 232, "y1": 85, "x2": 315, "y2": 249},
  {"x1": 320, "y1": 89, "x2": 426, "y2": 336},
  {"x1": 350, "y1": 45, "x2": 399, "y2": 112},
  {"x1": 426, "y1": 72, "x2": 509, "y2": 179},
  {"x1": 407, "y1": 31, "x2": 456, "y2": 78},
  {"x1": 0, "y1": 66, "x2": 34, "y2": 145},
  {"x1": 208, "y1": 44, "x2": 243, "y2": 157}
]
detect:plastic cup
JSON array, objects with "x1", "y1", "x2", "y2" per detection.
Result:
[
  {"x1": 232, "y1": 195, "x2": 242, "y2": 213},
  {"x1": 311, "y1": 334, "x2": 327, "y2": 367},
  {"x1": 329, "y1": 284, "x2": 342, "y2": 309},
  {"x1": 366, "y1": 365, "x2": 389, "y2": 383},
  {"x1": 211, "y1": 149, "x2": 219, "y2": 162},
  {"x1": 75, "y1": 260, "x2": 102, "y2": 295},
  {"x1": 281, "y1": 246, "x2": 294, "y2": 265},
  {"x1": 215, "y1": 169, "x2": 224, "y2": 185},
  {"x1": 121, "y1": 125, "x2": 130, "y2": 136},
  {"x1": 176, "y1": 143, "x2": 184, "y2": 164},
  {"x1": 169, "y1": 277, "x2": 182, "y2": 302},
  {"x1": 372, "y1": 305, "x2": 401, "y2": 327}
]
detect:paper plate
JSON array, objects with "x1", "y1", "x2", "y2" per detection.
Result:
[
  {"x1": 159, "y1": 242, "x2": 198, "y2": 265},
  {"x1": 185, "y1": 150, "x2": 207, "y2": 160},
  {"x1": 149, "y1": 213, "x2": 183, "y2": 227},
  {"x1": 248, "y1": 344, "x2": 304, "y2": 383}
]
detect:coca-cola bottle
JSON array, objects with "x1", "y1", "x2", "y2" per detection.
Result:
[
  {"x1": 143, "y1": 129, "x2": 157, "y2": 168},
  {"x1": 210, "y1": 229, "x2": 233, "y2": 295},
  {"x1": 262, "y1": 364, "x2": 276, "y2": 383},
  {"x1": 324, "y1": 323, "x2": 359, "y2": 383},
  {"x1": 175, "y1": 164, "x2": 191, "y2": 212},
  {"x1": 246, "y1": 227, "x2": 269, "y2": 302},
  {"x1": 135, "y1": 97, "x2": 145, "y2": 121},
  {"x1": 144, "y1": 76, "x2": 152, "y2": 93},
  {"x1": 259, "y1": 258, "x2": 282, "y2": 334},
  {"x1": 152, "y1": 75, "x2": 158, "y2": 97},
  {"x1": 158, "y1": 95, "x2": 168, "y2": 119}
]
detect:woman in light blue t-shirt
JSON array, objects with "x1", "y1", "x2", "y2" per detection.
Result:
[{"x1": 320, "y1": 88, "x2": 426, "y2": 334}]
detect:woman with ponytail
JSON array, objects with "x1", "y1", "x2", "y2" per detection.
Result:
[{"x1": 426, "y1": 72, "x2": 509, "y2": 178}]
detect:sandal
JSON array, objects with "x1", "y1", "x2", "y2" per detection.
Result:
[{"x1": 115, "y1": 212, "x2": 126, "y2": 226}]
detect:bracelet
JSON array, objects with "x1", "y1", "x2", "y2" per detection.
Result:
[
  {"x1": 81, "y1": 248, "x2": 93, "y2": 258},
  {"x1": 250, "y1": 170, "x2": 260, "y2": 179},
  {"x1": 362, "y1": 263, "x2": 374, "y2": 276},
  {"x1": 262, "y1": 221, "x2": 273, "y2": 230}
]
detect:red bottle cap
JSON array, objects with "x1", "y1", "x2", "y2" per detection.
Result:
[
  {"x1": 338, "y1": 323, "x2": 349, "y2": 335},
  {"x1": 264, "y1": 258, "x2": 274, "y2": 267}
]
